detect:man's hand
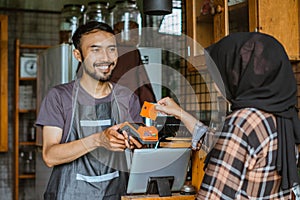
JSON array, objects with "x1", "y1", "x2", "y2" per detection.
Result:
[
  {"x1": 97, "y1": 124, "x2": 143, "y2": 151},
  {"x1": 120, "y1": 129, "x2": 143, "y2": 149},
  {"x1": 97, "y1": 124, "x2": 128, "y2": 151}
]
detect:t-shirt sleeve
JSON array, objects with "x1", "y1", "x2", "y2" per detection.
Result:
[{"x1": 36, "y1": 87, "x2": 65, "y2": 129}]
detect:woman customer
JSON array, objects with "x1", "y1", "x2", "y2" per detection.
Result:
[{"x1": 155, "y1": 32, "x2": 300, "y2": 199}]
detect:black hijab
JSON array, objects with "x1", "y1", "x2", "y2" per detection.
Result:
[{"x1": 205, "y1": 32, "x2": 300, "y2": 190}]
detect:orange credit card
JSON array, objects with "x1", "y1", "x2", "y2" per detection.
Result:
[{"x1": 140, "y1": 101, "x2": 157, "y2": 120}]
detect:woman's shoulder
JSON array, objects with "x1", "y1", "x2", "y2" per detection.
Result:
[
  {"x1": 231, "y1": 108, "x2": 274, "y2": 119},
  {"x1": 226, "y1": 108, "x2": 276, "y2": 131}
]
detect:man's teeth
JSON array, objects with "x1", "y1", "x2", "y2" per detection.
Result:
[{"x1": 98, "y1": 65, "x2": 109, "y2": 70}]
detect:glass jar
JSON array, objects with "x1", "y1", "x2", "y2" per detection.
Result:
[
  {"x1": 59, "y1": 4, "x2": 85, "y2": 44},
  {"x1": 84, "y1": 1, "x2": 111, "y2": 25},
  {"x1": 27, "y1": 121, "x2": 36, "y2": 142},
  {"x1": 112, "y1": 0, "x2": 141, "y2": 46}
]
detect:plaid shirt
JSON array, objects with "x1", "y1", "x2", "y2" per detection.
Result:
[{"x1": 197, "y1": 108, "x2": 293, "y2": 200}]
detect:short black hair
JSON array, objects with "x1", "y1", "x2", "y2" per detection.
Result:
[{"x1": 72, "y1": 21, "x2": 114, "y2": 50}]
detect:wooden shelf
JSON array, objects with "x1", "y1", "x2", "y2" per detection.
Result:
[
  {"x1": 196, "y1": 2, "x2": 248, "y2": 24},
  {"x1": 19, "y1": 174, "x2": 35, "y2": 179},
  {"x1": 19, "y1": 141, "x2": 36, "y2": 146},
  {"x1": 19, "y1": 44, "x2": 49, "y2": 50},
  {"x1": 14, "y1": 39, "x2": 50, "y2": 200},
  {"x1": 228, "y1": 1, "x2": 247, "y2": 11},
  {"x1": 19, "y1": 77, "x2": 36, "y2": 81},
  {"x1": 18, "y1": 109, "x2": 36, "y2": 113},
  {"x1": 196, "y1": 14, "x2": 213, "y2": 23}
]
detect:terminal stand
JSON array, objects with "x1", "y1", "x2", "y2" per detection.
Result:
[{"x1": 146, "y1": 176, "x2": 174, "y2": 197}]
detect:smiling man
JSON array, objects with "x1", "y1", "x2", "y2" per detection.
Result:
[
  {"x1": 36, "y1": 21, "x2": 143, "y2": 200},
  {"x1": 74, "y1": 26, "x2": 118, "y2": 83}
]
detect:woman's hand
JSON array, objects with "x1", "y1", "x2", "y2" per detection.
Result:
[
  {"x1": 155, "y1": 97, "x2": 183, "y2": 119},
  {"x1": 155, "y1": 97, "x2": 199, "y2": 135}
]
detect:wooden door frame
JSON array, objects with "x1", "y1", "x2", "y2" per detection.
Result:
[{"x1": 0, "y1": 15, "x2": 8, "y2": 152}]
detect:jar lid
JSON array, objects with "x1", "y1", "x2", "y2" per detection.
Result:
[
  {"x1": 115, "y1": 0, "x2": 136, "y2": 4},
  {"x1": 62, "y1": 4, "x2": 85, "y2": 12},
  {"x1": 62, "y1": 4, "x2": 84, "y2": 10},
  {"x1": 63, "y1": 4, "x2": 82, "y2": 9},
  {"x1": 88, "y1": 1, "x2": 109, "y2": 6}
]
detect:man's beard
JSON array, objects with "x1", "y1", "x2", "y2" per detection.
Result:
[
  {"x1": 86, "y1": 68, "x2": 113, "y2": 82},
  {"x1": 82, "y1": 61, "x2": 114, "y2": 82},
  {"x1": 98, "y1": 73, "x2": 112, "y2": 82}
]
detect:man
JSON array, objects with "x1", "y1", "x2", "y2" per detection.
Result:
[{"x1": 36, "y1": 21, "x2": 142, "y2": 199}]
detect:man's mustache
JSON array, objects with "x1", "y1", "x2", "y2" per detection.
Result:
[{"x1": 93, "y1": 62, "x2": 115, "y2": 68}]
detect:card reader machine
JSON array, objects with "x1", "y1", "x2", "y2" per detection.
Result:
[
  {"x1": 117, "y1": 101, "x2": 159, "y2": 144},
  {"x1": 118, "y1": 122, "x2": 158, "y2": 144}
]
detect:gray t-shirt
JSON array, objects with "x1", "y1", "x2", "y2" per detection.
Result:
[{"x1": 36, "y1": 81, "x2": 143, "y2": 143}]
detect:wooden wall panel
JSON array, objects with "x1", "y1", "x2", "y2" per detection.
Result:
[
  {"x1": 0, "y1": 15, "x2": 8, "y2": 152},
  {"x1": 253, "y1": 0, "x2": 300, "y2": 60}
]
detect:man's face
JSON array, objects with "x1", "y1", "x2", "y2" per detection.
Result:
[{"x1": 76, "y1": 30, "x2": 118, "y2": 82}]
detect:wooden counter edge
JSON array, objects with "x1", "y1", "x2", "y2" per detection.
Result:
[{"x1": 122, "y1": 193, "x2": 196, "y2": 200}]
